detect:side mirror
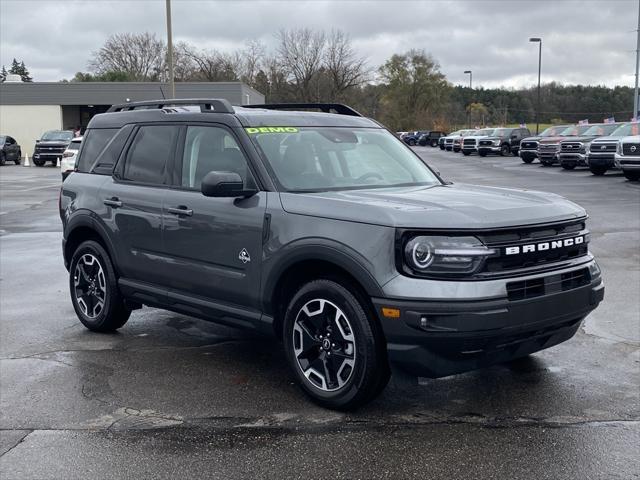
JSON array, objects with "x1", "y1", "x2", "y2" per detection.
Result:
[
  {"x1": 201, "y1": 171, "x2": 256, "y2": 198},
  {"x1": 35, "y1": 139, "x2": 40, "y2": 143}
]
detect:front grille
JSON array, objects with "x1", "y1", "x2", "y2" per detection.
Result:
[
  {"x1": 506, "y1": 268, "x2": 590, "y2": 301},
  {"x1": 445, "y1": 139, "x2": 453, "y2": 144},
  {"x1": 588, "y1": 153, "x2": 614, "y2": 160},
  {"x1": 539, "y1": 143, "x2": 559, "y2": 152},
  {"x1": 560, "y1": 142, "x2": 582, "y2": 152},
  {"x1": 463, "y1": 139, "x2": 476, "y2": 146},
  {"x1": 36, "y1": 146, "x2": 66, "y2": 154},
  {"x1": 591, "y1": 143, "x2": 617, "y2": 153},
  {"x1": 622, "y1": 143, "x2": 640, "y2": 156},
  {"x1": 479, "y1": 140, "x2": 493, "y2": 147},
  {"x1": 521, "y1": 141, "x2": 538, "y2": 150},
  {"x1": 476, "y1": 219, "x2": 589, "y2": 275}
]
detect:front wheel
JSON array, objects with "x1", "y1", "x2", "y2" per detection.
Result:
[
  {"x1": 462, "y1": 151, "x2": 471, "y2": 156},
  {"x1": 14, "y1": 150, "x2": 21, "y2": 165},
  {"x1": 70, "y1": 240, "x2": 131, "y2": 332},
  {"x1": 522, "y1": 157, "x2": 534, "y2": 164},
  {"x1": 0, "y1": 153, "x2": 5, "y2": 166},
  {"x1": 283, "y1": 279, "x2": 389, "y2": 410},
  {"x1": 624, "y1": 170, "x2": 640, "y2": 181},
  {"x1": 408, "y1": 139, "x2": 416, "y2": 146},
  {"x1": 562, "y1": 163, "x2": 576, "y2": 170},
  {"x1": 500, "y1": 144, "x2": 510, "y2": 156}
]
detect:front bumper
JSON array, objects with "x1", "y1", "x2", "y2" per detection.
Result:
[
  {"x1": 520, "y1": 149, "x2": 537, "y2": 160},
  {"x1": 615, "y1": 153, "x2": 640, "y2": 170},
  {"x1": 588, "y1": 154, "x2": 615, "y2": 169},
  {"x1": 33, "y1": 152, "x2": 63, "y2": 161},
  {"x1": 373, "y1": 259, "x2": 603, "y2": 377},
  {"x1": 478, "y1": 146, "x2": 501, "y2": 154},
  {"x1": 559, "y1": 152, "x2": 587, "y2": 167}
]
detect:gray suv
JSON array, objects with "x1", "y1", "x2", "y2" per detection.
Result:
[{"x1": 60, "y1": 99, "x2": 604, "y2": 410}]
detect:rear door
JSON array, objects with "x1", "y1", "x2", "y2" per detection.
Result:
[
  {"x1": 99, "y1": 124, "x2": 180, "y2": 286},
  {"x1": 161, "y1": 124, "x2": 266, "y2": 314}
]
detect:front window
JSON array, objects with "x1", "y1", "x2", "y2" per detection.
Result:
[
  {"x1": 41, "y1": 131, "x2": 74, "y2": 141},
  {"x1": 559, "y1": 125, "x2": 592, "y2": 136},
  {"x1": 248, "y1": 127, "x2": 440, "y2": 192},
  {"x1": 475, "y1": 129, "x2": 495, "y2": 136},
  {"x1": 581, "y1": 124, "x2": 620, "y2": 136},
  {"x1": 540, "y1": 126, "x2": 568, "y2": 137},
  {"x1": 610, "y1": 123, "x2": 640, "y2": 137},
  {"x1": 492, "y1": 128, "x2": 512, "y2": 137}
]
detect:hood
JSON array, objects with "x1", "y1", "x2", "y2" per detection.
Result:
[
  {"x1": 562, "y1": 135, "x2": 605, "y2": 143},
  {"x1": 36, "y1": 140, "x2": 71, "y2": 147},
  {"x1": 279, "y1": 183, "x2": 585, "y2": 229},
  {"x1": 479, "y1": 136, "x2": 507, "y2": 142},
  {"x1": 539, "y1": 136, "x2": 572, "y2": 144},
  {"x1": 521, "y1": 136, "x2": 543, "y2": 142}
]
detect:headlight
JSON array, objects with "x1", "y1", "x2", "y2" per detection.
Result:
[
  {"x1": 403, "y1": 236, "x2": 496, "y2": 277},
  {"x1": 493, "y1": 139, "x2": 501, "y2": 146}
]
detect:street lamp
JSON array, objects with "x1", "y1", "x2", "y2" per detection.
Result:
[
  {"x1": 166, "y1": 0, "x2": 175, "y2": 98},
  {"x1": 464, "y1": 70, "x2": 472, "y2": 89},
  {"x1": 529, "y1": 37, "x2": 542, "y2": 134}
]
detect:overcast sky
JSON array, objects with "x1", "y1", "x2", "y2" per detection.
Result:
[{"x1": 0, "y1": 0, "x2": 637, "y2": 88}]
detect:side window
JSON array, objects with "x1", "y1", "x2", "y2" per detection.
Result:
[
  {"x1": 7, "y1": 137, "x2": 15, "y2": 144},
  {"x1": 123, "y1": 125, "x2": 179, "y2": 184},
  {"x1": 76, "y1": 128, "x2": 118, "y2": 173},
  {"x1": 180, "y1": 126, "x2": 252, "y2": 190}
]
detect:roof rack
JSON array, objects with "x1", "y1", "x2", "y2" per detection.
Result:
[
  {"x1": 107, "y1": 98, "x2": 235, "y2": 114},
  {"x1": 243, "y1": 103, "x2": 363, "y2": 117}
]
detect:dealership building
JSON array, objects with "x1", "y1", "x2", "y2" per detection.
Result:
[{"x1": 0, "y1": 81, "x2": 264, "y2": 157}]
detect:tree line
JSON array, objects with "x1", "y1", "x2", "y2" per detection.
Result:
[{"x1": 5, "y1": 29, "x2": 635, "y2": 131}]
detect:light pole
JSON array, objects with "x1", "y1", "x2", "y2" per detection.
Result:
[
  {"x1": 530, "y1": 37, "x2": 542, "y2": 134},
  {"x1": 464, "y1": 70, "x2": 472, "y2": 89},
  {"x1": 166, "y1": 0, "x2": 175, "y2": 98},
  {"x1": 634, "y1": 0, "x2": 639, "y2": 120},
  {"x1": 464, "y1": 71, "x2": 472, "y2": 127}
]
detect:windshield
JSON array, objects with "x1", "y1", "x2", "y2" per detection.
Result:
[
  {"x1": 493, "y1": 128, "x2": 512, "y2": 137},
  {"x1": 559, "y1": 125, "x2": 593, "y2": 136},
  {"x1": 540, "y1": 125, "x2": 569, "y2": 137},
  {"x1": 248, "y1": 127, "x2": 441, "y2": 192},
  {"x1": 609, "y1": 123, "x2": 640, "y2": 137},
  {"x1": 41, "y1": 131, "x2": 73, "y2": 141},
  {"x1": 475, "y1": 129, "x2": 495, "y2": 136},
  {"x1": 581, "y1": 124, "x2": 620, "y2": 136}
]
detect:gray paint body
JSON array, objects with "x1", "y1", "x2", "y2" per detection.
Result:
[{"x1": 60, "y1": 104, "x2": 603, "y2": 374}]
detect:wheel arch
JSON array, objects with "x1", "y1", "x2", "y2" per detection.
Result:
[
  {"x1": 64, "y1": 216, "x2": 119, "y2": 274},
  {"x1": 263, "y1": 247, "x2": 384, "y2": 339}
]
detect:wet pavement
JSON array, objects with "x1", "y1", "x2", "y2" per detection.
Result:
[{"x1": 1, "y1": 152, "x2": 638, "y2": 479}]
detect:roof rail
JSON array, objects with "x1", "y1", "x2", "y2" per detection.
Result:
[
  {"x1": 107, "y1": 98, "x2": 235, "y2": 114},
  {"x1": 243, "y1": 103, "x2": 363, "y2": 117}
]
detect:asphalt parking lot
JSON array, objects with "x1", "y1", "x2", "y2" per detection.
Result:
[{"x1": 1, "y1": 151, "x2": 639, "y2": 479}]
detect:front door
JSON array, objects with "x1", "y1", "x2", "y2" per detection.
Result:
[{"x1": 162, "y1": 125, "x2": 266, "y2": 313}]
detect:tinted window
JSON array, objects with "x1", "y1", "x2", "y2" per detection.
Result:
[
  {"x1": 76, "y1": 128, "x2": 117, "y2": 172},
  {"x1": 67, "y1": 140, "x2": 81, "y2": 151},
  {"x1": 181, "y1": 126, "x2": 250, "y2": 189},
  {"x1": 123, "y1": 125, "x2": 179, "y2": 184},
  {"x1": 41, "y1": 131, "x2": 74, "y2": 141},
  {"x1": 92, "y1": 125, "x2": 133, "y2": 175}
]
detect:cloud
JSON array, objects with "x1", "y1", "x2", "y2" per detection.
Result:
[{"x1": 0, "y1": 0, "x2": 636, "y2": 88}]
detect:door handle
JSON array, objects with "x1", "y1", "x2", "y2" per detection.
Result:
[
  {"x1": 167, "y1": 206, "x2": 193, "y2": 217},
  {"x1": 103, "y1": 197, "x2": 122, "y2": 208}
]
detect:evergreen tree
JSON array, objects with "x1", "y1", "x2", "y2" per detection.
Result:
[
  {"x1": 7, "y1": 58, "x2": 33, "y2": 82},
  {"x1": 0, "y1": 65, "x2": 7, "y2": 82}
]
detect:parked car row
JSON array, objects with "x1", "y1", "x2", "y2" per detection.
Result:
[
  {"x1": 438, "y1": 127, "x2": 531, "y2": 157},
  {"x1": 519, "y1": 122, "x2": 639, "y2": 180}
]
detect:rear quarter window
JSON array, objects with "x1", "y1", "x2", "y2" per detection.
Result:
[{"x1": 76, "y1": 128, "x2": 118, "y2": 173}]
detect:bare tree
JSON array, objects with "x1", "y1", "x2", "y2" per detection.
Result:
[
  {"x1": 323, "y1": 30, "x2": 368, "y2": 101},
  {"x1": 89, "y1": 32, "x2": 165, "y2": 81},
  {"x1": 276, "y1": 28, "x2": 326, "y2": 101},
  {"x1": 237, "y1": 40, "x2": 266, "y2": 87},
  {"x1": 176, "y1": 44, "x2": 239, "y2": 82}
]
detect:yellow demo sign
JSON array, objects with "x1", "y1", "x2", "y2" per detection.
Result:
[{"x1": 245, "y1": 127, "x2": 299, "y2": 134}]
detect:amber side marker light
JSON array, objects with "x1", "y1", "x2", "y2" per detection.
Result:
[{"x1": 382, "y1": 307, "x2": 400, "y2": 319}]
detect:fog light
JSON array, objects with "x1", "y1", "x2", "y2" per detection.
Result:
[{"x1": 420, "y1": 317, "x2": 428, "y2": 328}]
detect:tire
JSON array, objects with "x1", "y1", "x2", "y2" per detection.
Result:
[
  {"x1": 589, "y1": 166, "x2": 607, "y2": 176},
  {"x1": 479, "y1": 151, "x2": 487, "y2": 157},
  {"x1": 439, "y1": 145, "x2": 445, "y2": 150},
  {"x1": 33, "y1": 159, "x2": 45, "y2": 166},
  {"x1": 0, "y1": 153, "x2": 5, "y2": 166},
  {"x1": 500, "y1": 144, "x2": 510, "y2": 156},
  {"x1": 408, "y1": 139, "x2": 416, "y2": 146},
  {"x1": 283, "y1": 279, "x2": 389, "y2": 410},
  {"x1": 69, "y1": 240, "x2": 131, "y2": 332},
  {"x1": 462, "y1": 151, "x2": 470, "y2": 156},
  {"x1": 14, "y1": 150, "x2": 21, "y2": 165},
  {"x1": 623, "y1": 171, "x2": 640, "y2": 181},
  {"x1": 522, "y1": 157, "x2": 534, "y2": 164},
  {"x1": 540, "y1": 159, "x2": 550, "y2": 166},
  {"x1": 561, "y1": 163, "x2": 576, "y2": 170}
]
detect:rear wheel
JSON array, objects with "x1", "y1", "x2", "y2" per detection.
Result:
[
  {"x1": 283, "y1": 279, "x2": 389, "y2": 410},
  {"x1": 589, "y1": 166, "x2": 607, "y2": 176},
  {"x1": 70, "y1": 240, "x2": 131, "y2": 332},
  {"x1": 624, "y1": 171, "x2": 640, "y2": 181}
]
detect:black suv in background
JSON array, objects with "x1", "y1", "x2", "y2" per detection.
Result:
[
  {"x1": 33, "y1": 130, "x2": 74, "y2": 166},
  {"x1": 477, "y1": 127, "x2": 531, "y2": 156},
  {"x1": 418, "y1": 131, "x2": 446, "y2": 147},
  {"x1": 0, "y1": 135, "x2": 22, "y2": 165},
  {"x1": 60, "y1": 99, "x2": 603, "y2": 409}
]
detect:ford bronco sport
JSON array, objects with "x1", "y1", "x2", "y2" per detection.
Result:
[{"x1": 60, "y1": 99, "x2": 604, "y2": 410}]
